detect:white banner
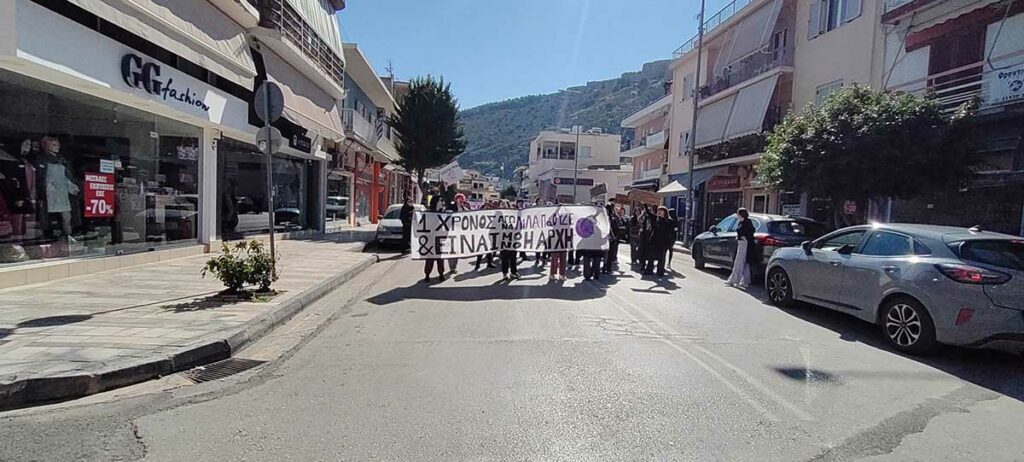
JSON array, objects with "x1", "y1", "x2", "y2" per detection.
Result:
[
  {"x1": 439, "y1": 161, "x2": 464, "y2": 186},
  {"x1": 411, "y1": 205, "x2": 610, "y2": 259}
]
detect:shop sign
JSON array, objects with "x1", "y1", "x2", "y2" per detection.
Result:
[
  {"x1": 843, "y1": 200, "x2": 857, "y2": 214},
  {"x1": 99, "y1": 159, "x2": 116, "y2": 174},
  {"x1": 289, "y1": 134, "x2": 313, "y2": 153},
  {"x1": 553, "y1": 178, "x2": 595, "y2": 186},
  {"x1": 121, "y1": 54, "x2": 210, "y2": 112},
  {"x1": 84, "y1": 173, "x2": 115, "y2": 218},
  {"x1": 985, "y1": 61, "x2": 1024, "y2": 107},
  {"x1": 707, "y1": 175, "x2": 741, "y2": 191},
  {"x1": 781, "y1": 204, "x2": 802, "y2": 216}
]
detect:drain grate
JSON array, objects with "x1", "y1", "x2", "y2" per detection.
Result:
[{"x1": 182, "y1": 358, "x2": 266, "y2": 384}]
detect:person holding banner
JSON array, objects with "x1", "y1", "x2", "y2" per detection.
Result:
[
  {"x1": 603, "y1": 204, "x2": 623, "y2": 274},
  {"x1": 446, "y1": 193, "x2": 470, "y2": 273},
  {"x1": 646, "y1": 206, "x2": 675, "y2": 277},
  {"x1": 423, "y1": 195, "x2": 446, "y2": 282},
  {"x1": 498, "y1": 200, "x2": 521, "y2": 280},
  {"x1": 475, "y1": 200, "x2": 495, "y2": 271}
]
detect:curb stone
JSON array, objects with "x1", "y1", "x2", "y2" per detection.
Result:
[{"x1": 0, "y1": 254, "x2": 378, "y2": 412}]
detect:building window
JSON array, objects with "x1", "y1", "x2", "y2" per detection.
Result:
[
  {"x1": 542, "y1": 141, "x2": 559, "y2": 159},
  {"x1": 808, "y1": 0, "x2": 862, "y2": 39},
  {"x1": 679, "y1": 131, "x2": 690, "y2": 156},
  {"x1": 0, "y1": 68, "x2": 200, "y2": 267},
  {"x1": 681, "y1": 73, "x2": 694, "y2": 100},
  {"x1": 558, "y1": 142, "x2": 576, "y2": 160},
  {"x1": 752, "y1": 194, "x2": 769, "y2": 213},
  {"x1": 815, "y1": 80, "x2": 844, "y2": 106}
]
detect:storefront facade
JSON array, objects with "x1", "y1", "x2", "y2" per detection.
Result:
[{"x1": 0, "y1": 0, "x2": 344, "y2": 287}]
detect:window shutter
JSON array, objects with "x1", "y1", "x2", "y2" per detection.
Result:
[
  {"x1": 843, "y1": 0, "x2": 862, "y2": 23},
  {"x1": 808, "y1": 0, "x2": 822, "y2": 39}
]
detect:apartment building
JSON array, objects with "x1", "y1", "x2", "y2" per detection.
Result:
[
  {"x1": 527, "y1": 128, "x2": 629, "y2": 204},
  {"x1": 621, "y1": 95, "x2": 672, "y2": 193},
  {"x1": 881, "y1": 0, "x2": 1024, "y2": 235},
  {"x1": 457, "y1": 169, "x2": 498, "y2": 202},
  {"x1": 0, "y1": 0, "x2": 346, "y2": 288}
]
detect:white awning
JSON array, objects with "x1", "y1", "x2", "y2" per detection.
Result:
[
  {"x1": 263, "y1": 49, "x2": 344, "y2": 141},
  {"x1": 67, "y1": 0, "x2": 257, "y2": 88},
  {"x1": 725, "y1": 0, "x2": 782, "y2": 63},
  {"x1": 694, "y1": 94, "x2": 736, "y2": 147},
  {"x1": 724, "y1": 74, "x2": 779, "y2": 140},
  {"x1": 657, "y1": 180, "x2": 688, "y2": 196}
]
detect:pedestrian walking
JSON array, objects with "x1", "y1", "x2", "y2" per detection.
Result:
[
  {"x1": 645, "y1": 206, "x2": 674, "y2": 277},
  {"x1": 498, "y1": 200, "x2": 520, "y2": 280},
  {"x1": 399, "y1": 195, "x2": 415, "y2": 254},
  {"x1": 603, "y1": 204, "x2": 623, "y2": 274},
  {"x1": 549, "y1": 249, "x2": 567, "y2": 281},
  {"x1": 629, "y1": 207, "x2": 642, "y2": 265},
  {"x1": 476, "y1": 200, "x2": 496, "y2": 271},
  {"x1": 533, "y1": 198, "x2": 548, "y2": 267},
  {"x1": 726, "y1": 207, "x2": 757, "y2": 289},
  {"x1": 580, "y1": 248, "x2": 603, "y2": 281},
  {"x1": 447, "y1": 193, "x2": 470, "y2": 273},
  {"x1": 637, "y1": 205, "x2": 653, "y2": 273},
  {"x1": 423, "y1": 195, "x2": 446, "y2": 282},
  {"x1": 667, "y1": 209, "x2": 679, "y2": 268}
]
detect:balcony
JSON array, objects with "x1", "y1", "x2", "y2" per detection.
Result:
[
  {"x1": 255, "y1": 0, "x2": 345, "y2": 89},
  {"x1": 674, "y1": 0, "x2": 754, "y2": 58},
  {"x1": 641, "y1": 168, "x2": 662, "y2": 180},
  {"x1": 699, "y1": 47, "x2": 793, "y2": 100},
  {"x1": 342, "y1": 109, "x2": 376, "y2": 147},
  {"x1": 884, "y1": 0, "x2": 916, "y2": 13},
  {"x1": 620, "y1": 129, "x2": 668, "y2": 158},
  {"x1": 888, "y1": 51, "x2": 1024, "y2": 114}
]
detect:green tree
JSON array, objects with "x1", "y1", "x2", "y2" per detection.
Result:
[
  {"x1": 501, "y1": 185, "x2": 518, "y2": 199},
  {"x1": 757, "y1": 84, "x2": 978, "y2": 227},
  {"x1": 386, "y1": 76, "x2": 467, "y2": 190}
]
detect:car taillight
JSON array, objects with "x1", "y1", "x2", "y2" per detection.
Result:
[
  {"x1": 755, "y1": 234, "x2": 786, "y2": 247},
  {"x1": 935, "y1": 263, "x2": 1011, "y2": 285}
]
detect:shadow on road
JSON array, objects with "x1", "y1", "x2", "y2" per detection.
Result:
[{"x1": 772, "y1": 301, "x2": 1024, "y2": 402}]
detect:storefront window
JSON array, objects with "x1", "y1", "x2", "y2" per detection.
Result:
[
  {"x1": 217, "y1": 139, "x2": 317, "y2": 239},
  {"x1": 0, "y1": 69, "x2": 200, "y2": 267}
]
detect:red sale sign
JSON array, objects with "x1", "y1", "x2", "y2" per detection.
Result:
[{"x1": 84, "y1": 172, "x2": 115, "y2": 218}]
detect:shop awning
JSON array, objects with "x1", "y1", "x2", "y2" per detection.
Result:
[
  {"x1": 724, "y1": 74, "x2": 779, "y2": 140},
  {"x1": 657, "y1": 180, "x2": 688, "y2": 196},
  {"x1": 726, "y1": 0, "x2": 782, "y2": 62},
  {"x1": 262, "y1": 50, "x2": 344, "y2": 141},
  {"x1": 694, "y1": 94, "x2": 736, "y2": 147},
  {"x1": 669, "y1": 167, "x2": 727, "y2": 192},
  {"x1": 67, "y1": 0, "x2": 257, "y2": 88}
]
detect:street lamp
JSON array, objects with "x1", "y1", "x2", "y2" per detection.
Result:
[{"x1": 683, "y1": 0, "x2": 706, "y2": 246}]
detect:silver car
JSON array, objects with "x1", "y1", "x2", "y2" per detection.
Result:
[{"x1": 765, "y1": 223, "x2": 1024, "y2": 355}]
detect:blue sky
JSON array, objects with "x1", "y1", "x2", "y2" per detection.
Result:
[{"x1": 337, "y1": 0, "x2": 728, "y2": 109}]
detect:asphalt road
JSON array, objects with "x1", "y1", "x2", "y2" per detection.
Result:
[{"x1": 2, "y1": 249, "x2": 1023, "y2": 461}]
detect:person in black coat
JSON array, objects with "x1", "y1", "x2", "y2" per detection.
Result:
[
  {"x1": 399, "y1": 196, "x2": 415, "y2": 254},
  {"x1": 603, "y1": 204, "x2": 623, "y2": 274},
  {"x1": 726, "y1": 207, "x2": 757, "y2": 288},
  {"x1": 637, "y1": 205, "x2": 654, "y2": 272},
  {"x1": 645, "y1": 206, "x2": 675, "y2": 276},
  {"x1": 422, "y1": 195, "x2": 446, "y2": 282}
]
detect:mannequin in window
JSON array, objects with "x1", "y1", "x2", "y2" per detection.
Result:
[{"x1": 37, "y1": 136, "x2": 79, "y2": 240}]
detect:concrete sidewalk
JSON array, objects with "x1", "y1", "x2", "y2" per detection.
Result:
[{"x1": 0, "y1": 239, "x2": 377, "y2": 410}]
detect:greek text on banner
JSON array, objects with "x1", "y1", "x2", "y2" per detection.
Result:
[{"x1": 411, "y1": 205, "x2": 610, "y2": 259}]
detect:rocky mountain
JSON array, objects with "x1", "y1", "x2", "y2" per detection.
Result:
[{"x1": 457, "y1": 59, "x2": 673, "y2": 178}]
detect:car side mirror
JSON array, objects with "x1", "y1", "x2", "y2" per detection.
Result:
[
  {"x1": 377, "y1": 215, "x2": 384, "y2": 221},
  {"x1": 709, "y1": 226, "x2": 719, "y2": 234},
  {"x1": 837, "y1": 244, "x2": 855, "y2": 255},
  {"x1": 801, "y1": 241, "x2": 813, "y2": 256}
]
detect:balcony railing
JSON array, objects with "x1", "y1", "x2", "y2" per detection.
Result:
[
  {"x1": 888, "y1": 51, "x2": 1024, "y2": 114},
  {"x1": 699, "y1": 47, "x2": 794, "y2": 100},
  {"x1": 256, "y1": 0, "x2": 345, "y2": 88},
  {"x1": 620, "y1": 130, "x2": 667, "y2": 153},
  {"x1": 884, "y1": 0, "x2": 915, "y2": 13},
  {"x1": 342, "y1": 108, "x2": 376, "y2": 146},
  {"x1": 674, "y1": 0, "x2": 754, "y2": 58}
]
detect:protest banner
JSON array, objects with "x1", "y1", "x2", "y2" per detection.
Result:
[{"x1": 411, "y1": 205, "x2": 610, "y2": 259}]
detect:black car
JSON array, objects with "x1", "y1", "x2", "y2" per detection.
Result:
[{"x1": 692, "y1": 213, "x2": 827, "y2": 277}]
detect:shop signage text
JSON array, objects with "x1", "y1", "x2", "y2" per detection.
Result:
[
  {"x1": 84, "y1": 173, "x2": 116, "y2": 218},
  {"x1": 289, "y1": 134, "x2": 313, "y2": 153},
  {"x1": 553, "y1": 177, "x2": 595, "y2": 186},
  {"x1": 707, "y1": 176, "x2": 741, "y2": 191},
  {"x1": 986, "y1": 61, "x2": 1024, "y2": 106},
  {"x1": 121, "y1": 54, "x2": 210, "y2": 112}
]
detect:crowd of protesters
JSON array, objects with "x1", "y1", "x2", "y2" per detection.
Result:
[{"x1": 401, "y1": 187, "x2": 680, "y2": 283}]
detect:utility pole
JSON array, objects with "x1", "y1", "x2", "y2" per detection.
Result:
[
  {"x1": 683, "y1": 0, "x2": 706, "y2": 246},
  {"x1": 572, "y1": 124, "x2": 581, "y2": 203}
]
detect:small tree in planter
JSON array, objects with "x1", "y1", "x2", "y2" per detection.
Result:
[{"x1": 202, "y1": 240, "x2": 279, "y2": 296}]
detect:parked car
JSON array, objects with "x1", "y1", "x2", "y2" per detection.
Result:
[
  {"x1": 692, "y1": 213, "x2": 827, "y2": 277},
  {"x1": 326, "y1": 196, "x2": 349, "y2": 220},
  {"x1": 765, "y1": 223, "x2": 1024, "y2": 354},
  {"x1": 376, "y1": 203, "x2": 424, "y2": 246}
]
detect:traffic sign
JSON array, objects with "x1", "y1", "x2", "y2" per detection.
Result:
[
  {"x1": 254, "y1": 81, "x2": 284, "y2": 124},
  {"x1": 256, "y1": 126, "x2": 283, "y2": 154}
]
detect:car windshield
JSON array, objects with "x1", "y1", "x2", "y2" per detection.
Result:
[
  {"x1": 382, "y1": 208, "x2": 403, "y2": 220},
  {"x1": 769, "y1": 220, "x2": 826, "y2": 238},
  {"x1": 955, "y1": 240, "x2": 1024, "y2": 271}
]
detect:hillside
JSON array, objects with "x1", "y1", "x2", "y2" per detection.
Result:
[{"x1": 457, "y1": 59, "x2": 673, "y2": 178}]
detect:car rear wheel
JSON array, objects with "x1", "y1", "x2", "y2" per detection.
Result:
[
  {"x1": 693, "y1": 243, "x2": 705, "y2": 269},
  {"x1": 766, "y1": 268, "x2": 794, "y2": 307},
  {"x1": 880, "y1": 297, "x2": 937, "y2": 355}
]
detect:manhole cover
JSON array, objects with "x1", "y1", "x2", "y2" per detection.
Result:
[{"x1": 183, "y1": 358, "x2": 266, "y2": 384}]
